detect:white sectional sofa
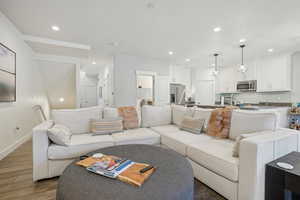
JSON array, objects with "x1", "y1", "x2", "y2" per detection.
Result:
[{"x1": 32, "y1": 105, "x2": 300, "y2": 200}]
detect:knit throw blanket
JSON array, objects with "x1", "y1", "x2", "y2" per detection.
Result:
[
  {"x1": 207, "y1": 107, "x2": 235, "y2": 139},
  {"x1": 118, "y1": 106, "x2": 139, "y2": 129}
]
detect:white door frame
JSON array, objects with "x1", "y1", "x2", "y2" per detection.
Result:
[{"x1": 135, "y1": 70, "x2": 157, "y2": 103}]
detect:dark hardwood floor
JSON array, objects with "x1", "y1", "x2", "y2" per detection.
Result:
[{"x1": 0, "y1": 140, "x2": 225, "y2": 200}]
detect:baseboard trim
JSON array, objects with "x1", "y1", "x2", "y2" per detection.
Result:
[{"x1": 0, "y1": 132, "x2": 32, "y2": 160}]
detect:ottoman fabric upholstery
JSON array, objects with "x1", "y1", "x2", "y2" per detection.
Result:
[{"x1": 57, "y1": 144, "x2": 194, "y2": 200}]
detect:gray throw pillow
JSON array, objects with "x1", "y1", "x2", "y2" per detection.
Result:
[
  {"x1": 47, "y1": 124, "x2": 72, "y2": 146},
  {"x1": 180, "y1": 116, "x2": 205, "y2": 134}
]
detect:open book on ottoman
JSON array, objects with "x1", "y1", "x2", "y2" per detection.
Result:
[{"x1": 76, "y1": 154, "x2": 155, "y2": 187}]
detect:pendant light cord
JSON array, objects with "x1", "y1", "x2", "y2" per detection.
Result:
[
  {"x1": 240, "y1": 44, "x2": 245, "y2": 66},
  {"x1": 214, "y1": 53, "x2": 218, "y2": 71}
]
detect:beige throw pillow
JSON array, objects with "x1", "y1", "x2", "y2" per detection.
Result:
[
  {"x1": 90, "y1": 118, "x2": 123, "y2": 135},
  {"x1": 180, "y1": 116, "x2": 205, "y2": 134},
  {"x1": 118, "y1": 106, "x2": 139, "y2": 129},
  {"x1": 47, "y1": 124, "x2": 72, "y2": 146}
]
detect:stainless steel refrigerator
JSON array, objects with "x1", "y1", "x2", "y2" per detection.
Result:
[{"x1": 170, "y1": 83, "x2": 186, "y2": 105}]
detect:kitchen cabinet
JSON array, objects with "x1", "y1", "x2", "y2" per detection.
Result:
[
  {"x1": 170, "y1": 65, "x2": 191, "y2": 90},
  {"x1": 256, "y1": 54, "x2": 291, "y2": 92},
  {"x1": 216, "y1": 53, "x2": 292, "y2": 94},
  {"x1": 215, "y1": 67, "x2": 238, "y2": 93}
]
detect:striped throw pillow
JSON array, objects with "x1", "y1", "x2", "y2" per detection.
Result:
[{"x1": 90, "y1": 118, "x2": 123, "y2": 135}]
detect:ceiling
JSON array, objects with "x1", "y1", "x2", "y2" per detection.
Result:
[{"x1": 1, "y1": 0, "x2": 300, "y2": 67}]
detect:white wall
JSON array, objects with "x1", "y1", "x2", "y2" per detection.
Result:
[
  {"x1": 113, "y1": 54, "x2": 169, "y2": 106},
  {"x1": 39, "y1": 61, "x2": 76, "y2": 109},
  {"x1": 292, "y1": 52, "x2": 300, "y2": 102},
  {"x1": 0, "y1": 12, "x2": 49, "y2": 159}
]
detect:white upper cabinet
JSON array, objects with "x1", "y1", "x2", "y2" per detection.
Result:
[
  {"x1": 170, "y1": 65, "x2": 191, "y2": 89},
  {"x1": 256, "y1": 54, "x2": 292, "y2": 92},
  {"x1": 216, "y1": 53, "x2": 292, "y2": 94},
  {"x1": 215, "y1": 67, "x2": 238, "y2": 93}
]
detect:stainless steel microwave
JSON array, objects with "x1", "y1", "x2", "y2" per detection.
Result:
[{"x1": 237, "y1": 80, "x2": 257, "y2": 92}]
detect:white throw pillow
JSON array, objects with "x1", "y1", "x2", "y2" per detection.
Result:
[{"x1": 48, "y1": 124, "x2": 72, "y2": 146}]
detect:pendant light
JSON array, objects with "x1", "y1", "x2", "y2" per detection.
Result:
[
  {"x1": 238, "y1": 44, "x2": 247, "y2": 73},
  {"x1": 212, "y1": 53, "x2": 219, "y2": 76}
]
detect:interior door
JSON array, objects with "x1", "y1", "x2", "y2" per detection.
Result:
[
  {"x1": 195, "y1": 80, "x2": 215, "y2": 105},
  {"x1": 155, "y1": 76, "x2": 170, "y2": 105},
  {"x1": 80, "y1": 85, "x2": 98, "y2": 108}
]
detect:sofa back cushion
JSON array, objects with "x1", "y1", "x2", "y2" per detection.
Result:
[
  {"x1": 103, "y1": 107, "x2": 119, "y2": 119},
  {"x1": 51, "y1": 106, "x2": 103, "y2": 134},
  {"x1": 172, "y1": 105, "x2": 194, "y2": 126},
  {"x1": 229, "y1": 110, "x2": 279, "y2": 140},
  {"x1": 142, "y1": 105, "x2": 171, "y2": 127}
]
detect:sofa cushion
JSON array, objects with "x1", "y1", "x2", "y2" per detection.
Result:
[
  {"x1": 172, "y1": 105, "x2": 194, "y2": 126},
  {"x1": 141, "y1": 105, "x2": 171, "y2": 127},
  {"x1": 152, "y1": 125, "x2": 213, "y2": 155},
  {"x1": 112, "y1": 128, "x2": 160, "y2": 145},
  {"x1": 187, "y1": 139, "x2": 239, "y2": 182},
  {"x1": 51, "y1": 106, "x2": 103, "y2": 134},
  {"x1": 229, "y1": 110, "x2": 279, "y2": 140},
  {"x1": 48, "y1": 134, "x2": 114, "y2": 160}
]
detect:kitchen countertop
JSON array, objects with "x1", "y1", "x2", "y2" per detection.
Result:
[{"x1": 185, "y1": 102, "x2": 291, "y2": 110}]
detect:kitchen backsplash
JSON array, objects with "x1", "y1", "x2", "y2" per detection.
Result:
[{"x1": 217, "y1": 91, "x2": 292, "y2": 104}]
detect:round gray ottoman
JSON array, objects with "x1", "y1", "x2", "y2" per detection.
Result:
[{"x1": 57, "y1": 144, "x2": 194, "y2": 200}]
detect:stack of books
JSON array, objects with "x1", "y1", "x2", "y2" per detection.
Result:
[{"x1": 76, "y1": 154, "x2": 155, "y2": 187}]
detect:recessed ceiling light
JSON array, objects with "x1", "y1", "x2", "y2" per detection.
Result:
[
  {"x1": 168, "y1": 51, "x2": 174, "y2": 55},
  {"x1": 92, "y1": 61, "x2": 97, "y2": 65},
  {"x1": 213, "y1": 27, "x2": 222, "y2": 32},
  {"x1": 239, "y1": 38, "x2": 247, "y2": 43},
  {"x1": 59, "y1": 97, "x2": 65, "y2": 102},
  {"x1": 185, "y1": 58, "x2": 191, "y2": 62},
  {"x1": 51, "y1": 25, "x2": 60, "y2": 31},
  {"x1": 268, "y1": 48, "x2": 274, "y2": 52}
]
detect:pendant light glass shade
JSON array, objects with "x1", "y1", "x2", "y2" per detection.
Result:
[{"x1": 238, "y1": 44, "x2": 247, "y2": 73}]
